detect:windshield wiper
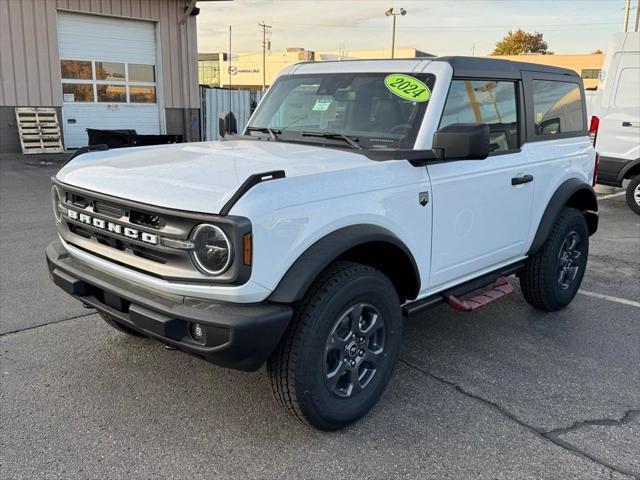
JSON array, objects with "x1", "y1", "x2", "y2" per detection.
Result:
[
  {"x1": 300, "y1": 131, "x2": 362, "y2": 150},
  {"x1": 246, "y1": 126, "x2": 281, "y2": 141}
]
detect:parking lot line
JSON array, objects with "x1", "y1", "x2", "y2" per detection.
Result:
[
  {"x1": 578, "y1": 290, "x2": 640, "y2": 308},
  {"x1": 598, "y1": 191, "x2": 625, "y2": 200}
]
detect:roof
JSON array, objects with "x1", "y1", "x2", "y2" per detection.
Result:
[
  {"x1": 290, "y1": 56, "x2": 579, "y2": 79},
  {"x1": 439, "y1": 56, "x2": 579, "y2": 79}
]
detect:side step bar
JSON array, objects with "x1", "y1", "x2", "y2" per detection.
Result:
[
  {"x1": 402, "y1": 261, "x2": 524, "y2": 317},
  {"x1": 444, "y1": 277, "x2": 513, "y2": 312}
]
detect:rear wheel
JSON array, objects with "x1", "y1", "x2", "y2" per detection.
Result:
[
  {"x1": 99, "y1": 312, "x2": 144, "y2": 337},
  {"x1": 625, "y1": 174, "x2": 640, "y2": 215},
  {"x1": 520, "y1": 207, "x2": 589, "y2": 311},
  {"x1": 268, "y1": 261, "x2": 402, "y2": 430}
]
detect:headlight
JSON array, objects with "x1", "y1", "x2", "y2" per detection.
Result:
[
  {"x1": 51, "y1": 185, "x2": 64, "y2": 223},
  {"x1": 190, "y1": 224, "x2": 232, "y2": 275}
]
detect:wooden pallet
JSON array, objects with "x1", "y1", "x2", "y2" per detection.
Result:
[{"x1": 15, "y1": 107, "x2": 64, "y2": 154}]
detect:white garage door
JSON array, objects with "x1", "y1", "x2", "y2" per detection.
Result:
[{"x1": 57, "y1": 12, "x2": 161, "y2": 148}]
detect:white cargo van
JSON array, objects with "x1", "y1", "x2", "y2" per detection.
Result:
[{"x1": 591, "y1": 32, "x2": 640, "y2": 214}]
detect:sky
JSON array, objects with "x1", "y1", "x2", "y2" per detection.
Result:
[{"x1": 197, "y1": 0, "x2": 630, "y2": 57}]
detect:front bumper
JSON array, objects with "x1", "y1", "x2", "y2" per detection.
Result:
[{"x1": 46, "y1": 241, "x2": 292, "y2": 371}]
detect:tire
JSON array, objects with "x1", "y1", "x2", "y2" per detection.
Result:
[
  {"x1": 625, "y1": 174, "x2": 640, "y2": 215},
  {"x1": 520, "y1": 207, "x2": 589, "y2": 312},
  {"x1": 268, "y1": 261, "x2": 402, "y2": 431},
  {"x1": 99, "y1": 312, "x2": 144, "y2": 337}
]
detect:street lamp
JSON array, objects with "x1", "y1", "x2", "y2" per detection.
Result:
[{"x1": 385, "y1": 7, "x2": 407, "y2": 59}]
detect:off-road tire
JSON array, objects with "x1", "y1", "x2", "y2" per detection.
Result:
[
  {"x1": 625, "y1": 174, "x2": 640, "y2": 215},
  {"x1": 99, "y1": 312, "x2": 144, "y2": 337},
  {"x1": 267, "y1": 261, "x2": 402, "y2": 431},
  {"x1": 520, "y1": 207, "x2": 589, "y2": 312}
]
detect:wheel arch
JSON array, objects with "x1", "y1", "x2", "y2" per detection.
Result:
[
  {"x1": 527, "y1": 178, "x2": 599, "y2": 256},
  {"x1": 618, "y1": 158, "x2": 640, "y2": 183},
  {"x1": 268, "y1": 225, "x2": 421, "y2": 304}
]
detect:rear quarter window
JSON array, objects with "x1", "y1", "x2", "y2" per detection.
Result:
[{"x1": 532, "y1": 80, "x2": 584, "y2": 136}]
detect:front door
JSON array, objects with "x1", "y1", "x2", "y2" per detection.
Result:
[{"x1": 427, "y1": 78, "x2": 533, "y2": 289}]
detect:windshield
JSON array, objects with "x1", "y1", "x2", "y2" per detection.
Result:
[{"x1": 247, "y1": 72, "x2": 435, "y2": 150}]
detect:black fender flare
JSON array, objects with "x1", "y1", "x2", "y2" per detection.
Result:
[
  {"x1": 268, "y1": 224, "x2": 421, "y2": 303},
  {"x1": 527, "y1": 178, "x2": 598, "y2": 256},
  {"x1": 618, "y1": 158, "x2": 640, "y2": 184}
]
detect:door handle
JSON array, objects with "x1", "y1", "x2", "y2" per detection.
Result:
[
  {"x1": 512, "y1": 174, "x2": 534, "y2": 186},
  {"x1": 622, "y1": 121, "x2": 639, "y2": 128}
]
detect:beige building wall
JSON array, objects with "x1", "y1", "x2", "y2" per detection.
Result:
[
  {"x1": 217, "y1": 47, "x2": 434, "y2": 90},
  {"x1": 0, "y1": 0, "x2": 199, "y2": 109},
  {"x1": 490, "y1": 54, "x2": 604, "y2": 88}
]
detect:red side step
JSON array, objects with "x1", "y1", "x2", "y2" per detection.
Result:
[{"x1": 444, "y1": 277, "x2": 513, "y2": 312}]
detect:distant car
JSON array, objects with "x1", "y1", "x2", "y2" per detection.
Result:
[
  {"x1": 590, "y1": 32, "x2": 640, "y2": 214},
  {"x1": 47, "y1": 57, "x2": 598, "y2": 430}
]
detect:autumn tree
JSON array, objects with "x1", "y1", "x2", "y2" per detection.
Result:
[{"x1": 491, "y1": 29, "x2": 551, "y2": 55}]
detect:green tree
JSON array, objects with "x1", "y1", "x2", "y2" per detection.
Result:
[{"x1": 491, "y1": 29, "x2": 552, "y2": 55}]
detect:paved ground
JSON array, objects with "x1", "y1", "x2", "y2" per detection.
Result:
[{"x1": 1, "y1": 157, "x2": 638, "y2": 479}]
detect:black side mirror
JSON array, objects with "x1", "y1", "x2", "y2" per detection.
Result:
[
  {"x1": 218, "y1": 111, "x2": 237, "y2": 138},
  {"x1": 432, "y1": 123, "x2": 490, "y2": 160}
]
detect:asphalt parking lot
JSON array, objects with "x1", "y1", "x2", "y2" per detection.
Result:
[{"x1": 1, "y1": 157, "x2": 638, "y2": 480}]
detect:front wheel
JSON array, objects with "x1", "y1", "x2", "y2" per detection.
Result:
[
  {"x1": 520, "y1": 207, "x2": 589, "y2": 312},
  {"x1": 268, "y1": 261, "x2": 402, "y2": 430},
  {"x1": 625, "y1": 174, "x2": 640, "y2": 215}
]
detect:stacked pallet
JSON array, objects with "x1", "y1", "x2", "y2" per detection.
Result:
[{"x1": 14, "y1": 108, "x2": 64, "y2": 154}]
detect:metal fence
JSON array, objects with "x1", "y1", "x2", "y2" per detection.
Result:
[{"x1": 200, "y1": 87, "x2": 264, "y2": 141}]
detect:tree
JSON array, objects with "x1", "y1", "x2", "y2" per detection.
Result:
[
  {"x1": 491, "y1": 29, "x2": 551, "y2": 55},
  {"x1": 591, "y1": 49, "x2": 603, "y2": 54}
]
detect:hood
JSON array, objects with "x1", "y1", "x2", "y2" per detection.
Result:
[{"x1": 56, "y1": 140, "x2": 374, "y2": 214}]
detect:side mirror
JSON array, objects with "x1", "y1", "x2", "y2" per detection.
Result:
[
  {"x1": 218, "y1": 111, "x2": 237, "y2": 138},
  {"x1": 432, "y1": 123, "x2": 490, "y2": 160}
]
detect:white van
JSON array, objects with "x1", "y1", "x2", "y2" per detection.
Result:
[{"x1": 591, "y1": 32, "x2": 640, "y2": 214}]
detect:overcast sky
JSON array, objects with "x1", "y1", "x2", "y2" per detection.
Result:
[{"x1": 197, "y1": 0, "x2": 627, "y2": 57}]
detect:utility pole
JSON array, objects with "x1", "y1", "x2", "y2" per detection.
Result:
[
  {"x1": 623, "y1": 0, "x2": 631, "y2": 31},
  {"x1": 384, "y1": 8, "x2": 407, "y2": 59},
  {"x1": 258, "y1": 22, "x2": 272, "y2": 91}
]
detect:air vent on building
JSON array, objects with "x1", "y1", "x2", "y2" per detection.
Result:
[{"x1": 15, "y1": 107, "x2": 64, "y2": 154}]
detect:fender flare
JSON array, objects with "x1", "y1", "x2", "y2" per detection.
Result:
[
  {"x1": 617, "y1": 158, "x2": 640, "y2": 184},
  {"x1": 268, "y1": 224, "x2": 421, "y2": 303},
  {"x1": 527, "y1": 178, "x2": 598, "y2": 256}
]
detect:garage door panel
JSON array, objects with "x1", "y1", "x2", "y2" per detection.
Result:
[{"x1": 62, "y1": 104, "x2": 160, "y2": 148}]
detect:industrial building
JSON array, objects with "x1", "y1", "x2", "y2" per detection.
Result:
[{"x1": 0, "y1": 0, "x2": 213, "y2": 154}]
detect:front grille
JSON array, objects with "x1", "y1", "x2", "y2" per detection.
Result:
[{"x1": 53, "y1": 180, "x2": 251, "y2": 285}]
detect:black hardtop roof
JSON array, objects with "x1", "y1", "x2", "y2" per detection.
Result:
[
  {"x1": 296, "y1": 55, "x2": 579, "y2": 79},
  {"x1": 439, "y1": 56, "x2": 579, "y2": 79}
]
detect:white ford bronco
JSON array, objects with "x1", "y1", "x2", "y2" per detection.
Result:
[{"x1": 47, "y1": 57, "x2": 599, "y2": 430}]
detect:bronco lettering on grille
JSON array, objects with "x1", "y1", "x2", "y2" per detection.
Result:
[{"x1": 66, "y1": 209, "x2": 158, "y2": 245}]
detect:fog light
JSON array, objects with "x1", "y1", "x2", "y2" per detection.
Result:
[{"x1": 190, "y1": 323, "x2": 205, "y2": 342}]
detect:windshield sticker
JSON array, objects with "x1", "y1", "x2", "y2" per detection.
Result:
[
  {"x1": 312, "y1": 98, "x2": 333, "y2": 111},
  {"x1": 384, "y1": 74, "x2": 431, "y2": 102}
]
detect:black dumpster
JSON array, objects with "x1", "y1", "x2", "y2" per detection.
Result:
[{"x1": 87, "y1": 129, "x2": 183, "y2": 149}]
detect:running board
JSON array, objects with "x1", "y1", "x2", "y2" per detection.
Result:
[
  {"x1": 402, "y1": 260, "x2": 524, "y2": 317},
  {"x1": 443, "y1": 277, "x2": 513, "y2": 312}
]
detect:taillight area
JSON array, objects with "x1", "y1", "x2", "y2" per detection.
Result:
[
  {"x1": 593, "y1": 152, "x2": 599, "y2": 187},
  {"x1": 588, "y1": 115, "x2": 600, "y2": 146}
]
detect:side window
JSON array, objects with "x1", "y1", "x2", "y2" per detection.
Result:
[
  {"x1": 532, "y1": 80, "x2": 584, "y2": 136},
  {"x1": 440, "y1": 80, "x2": 519, "y2": 153}
]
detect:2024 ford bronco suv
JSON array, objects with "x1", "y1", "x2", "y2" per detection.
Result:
[{"x1": 47, "y1": 57, "x2": 599, "y2": 430}]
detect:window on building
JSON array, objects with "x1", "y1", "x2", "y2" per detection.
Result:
[
  {"x1": 60, "y1": 60, "x2": 157, "y2": 104},
  {"x1": 581, "y1": 69, "x2": 601, "y2": 79},
  {"x1": 532, "y1": 80, "x2": 584, "y2": 136},
  {"x1": 198, "y1": 60, "x2": 220, "y2": 87},
  {"x1": 439, "y1": 80, "x2": 519, "y2": 153}
]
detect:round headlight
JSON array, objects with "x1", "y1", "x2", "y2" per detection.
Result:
[
  {"x1": 51, "y1": 185, "x2": 63, "y2": 223},
  {"x1": 190, "y1": 224, "x2": 232, "y2": 275}
]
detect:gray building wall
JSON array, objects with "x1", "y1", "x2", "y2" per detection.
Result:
[{"x1": 0, "y1": 0, "x2": 200, "y2": 153}]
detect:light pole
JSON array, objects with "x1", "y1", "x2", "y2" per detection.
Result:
[{"x1": 385, "y1": 7, "x2": 407, "y2": 59}]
